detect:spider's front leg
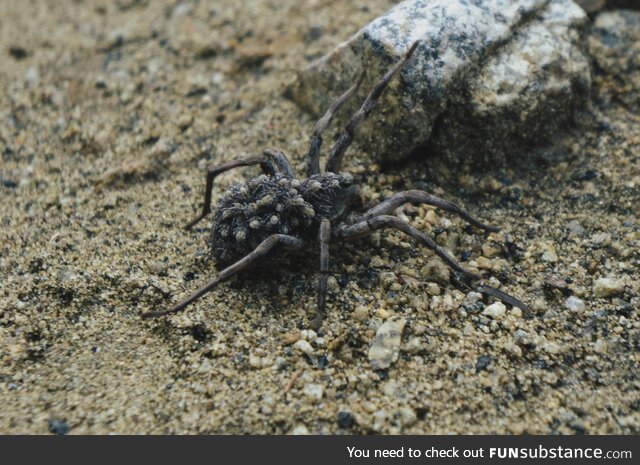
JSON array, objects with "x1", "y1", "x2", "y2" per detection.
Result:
[
  {"x1": 185, "y1": 155, "x2": 274, "y2": 230},
  {"x1": 313, "y1": 218, "x2": 331, "y2": 330},
  {"x1": 325, "y1": 41, "x2": 420, "y2": 173},
  {"x1": 338, "y1": 215, "x2": 528, "y2": 311},
  {"x1": 339, "y1": 215, "x2": 480, "y2": 282},
  {"x1": 142, "y1": 234, "x2": 305, "y2": 319},
  {"x1": 359, "y1": 190, "x2": 499, "y2": 232},
  {"x1": 185, "y1": 148, "x2": 293, "y2": 230},
  {"x1": 306, "y1": 75, "x2": 364, "y2": 177}
]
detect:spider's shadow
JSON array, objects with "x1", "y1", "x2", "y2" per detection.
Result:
[{"x1": 179, "y1": 240, "x2": 388, "y2": 317}]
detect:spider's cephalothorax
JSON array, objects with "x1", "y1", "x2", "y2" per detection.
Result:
[{"x1": 142, "y1": 41, "x2": 527, "y2": 328}]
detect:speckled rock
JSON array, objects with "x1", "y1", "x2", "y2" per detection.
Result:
[
  {"x1": 290, "y1": 0, "x2": 590, "y2": 163},
  {"x1": 588, "y1": 10, "x2": 640, "y2": 113},
  {"x1": 368, "y1": 317, "x2": 406, "y2": 370},
  {"x1": 575, "y1": 0, "x2": 606, "y2": 13},
  {"x1": 431, "y1": 0, "x2": 591, "y2": 164},
  {"x1": 576, "y1": 0, "x2": 640, "y2": 12}
]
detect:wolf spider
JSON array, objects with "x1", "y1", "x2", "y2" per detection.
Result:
[{"x1": 142, "y1": 42, "x2": 526, "y2": 328}]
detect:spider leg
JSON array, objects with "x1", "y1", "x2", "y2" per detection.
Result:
[
  {"x1": 477, "y1": 284, "x2": 529, "y2": 312},
  {"x1": 339, "y1": 215, "x2": 529, "y2": 311},
  {"x1": 359, "y1": 190, "x2": 500, "y2": 232},
  {"x1": 306, "y1": 73, "x2": 364, "y2": 177},
  {"x1": 338, "y1": 214, "x2": 480, "y2": 282},
  {"x1": 263, "y1": 148, "x2": 294, "y2": 178},
  {"x1": 141, "y1": 234, "x2": 305, "y2": 319},
  {"x1": 313, "y1": 218, "x2": 331, "y2": 330},
  {"x1": 325, "y1": 41, "x2": 420, "y2": 173},
  {"x1": 185, "y1": 155, "x2": 276, "y2": 230}
]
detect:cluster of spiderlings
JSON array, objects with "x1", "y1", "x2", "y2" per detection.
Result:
[
  {"x1": 210, "y1": 174, "x2": 317, "y2": 265},
  {"x1": 300, "y1": 172, "x2": 355, "y2": 220}
]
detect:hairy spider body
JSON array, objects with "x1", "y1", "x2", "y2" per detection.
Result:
[
  {"x1": 142, "y1": 41, "x2": 527, "y2": 328},
  {"x1": 211, "y1": 172, "x2": 360, "y2": 265}
]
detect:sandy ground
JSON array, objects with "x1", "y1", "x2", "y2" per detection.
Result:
[{"x1": 1, "y1": 0, "x2": 639, "y2": 434}]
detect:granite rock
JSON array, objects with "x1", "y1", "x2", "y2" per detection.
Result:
[
  {"x1": 289, "y1": 0, "x2": 591, "y2": 163},
  {"x1": 588, "y1": 10, "x2": 640, "y2": 113},
  {"x1": 575, "y1": 0, "x2": 606, "y2": 13}
]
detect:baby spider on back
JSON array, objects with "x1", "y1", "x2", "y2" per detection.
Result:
[{"x1": 141, "y1": 41, "x2": 527, "y2": 329}]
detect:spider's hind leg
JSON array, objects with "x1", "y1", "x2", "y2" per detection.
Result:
[{"x1": 142, "y1": 234, "x2": 305, "y2": 319}]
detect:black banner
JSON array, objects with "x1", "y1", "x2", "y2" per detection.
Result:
[{"x1": 0, "y1": 435, "x2": 637, "y2": 465}]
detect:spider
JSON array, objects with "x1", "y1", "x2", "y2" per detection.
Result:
[{"x1": 142, "y1": 42, "x2": 527, "y2": 328}]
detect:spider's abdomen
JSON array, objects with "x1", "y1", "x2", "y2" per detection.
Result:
[{"x1": 210, "y1": 174, "x2": 316, "y2": 265}]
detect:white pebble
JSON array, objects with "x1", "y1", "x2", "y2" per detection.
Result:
[
  {"x1": 593, "y1": 277, "x2": 625, "y2": 298},
  {"x1": 541, "y1": 248, "x2": 558, "y2": 263},
  {"x1": 303, "y1": 383, "x2": 324, "y2": 400},
  {"x1": 564, "y1": 296, "x2": 586, "y2": 313},
  {"x1": 293, "y1": 340, "x2": 314, "y2": 355},
  {"x1": 300, "y1": 329, "x2": 317, "y2": 343},
  {"x1": 368, "y1": 317, "x2": 406, "y2": 370},
  {"x1": 482, "y1": 301, "x2": 506, "y2": 320},
  {"x1": 290, "y1": 424, "x2": 310, "y2": 435}
]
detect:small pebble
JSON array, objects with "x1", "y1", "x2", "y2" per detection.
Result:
[
  {"x1": 337, "y1": 411, "x2": 355, "y2": 429},
  {"x1": 482, "y1": 302, "x2": 507, "y2": 320},
  {"x1": 564, "y1": 296, "x2": 586, "y2": 313},
  {"x1": 567, "y1": 220, "x2": 586, "y2": 236},
  {"x1": 396, "y1": 407, "x2": 417, "y2": 427},
  {"x1": 593, "y1": 277, "x2": 625, "y2": 298},
  {"x1": 426, "y1": 282, "x2": 441, "y2": 295},
  {"x1": 48, "y1": 418, "x2": 69, "y2": 435},
  {"x1": 404, "y1": 337, "x2": 423, "y2": 354},
  {"x1": 575, "y1": 0, "x2": 606, "y2": 14},
  {"x1": 353, "y1": 305, "x2": 369, "y2": 322},
  {"x1": 293, "y1": 340, "x2": 314, "y2": 355},
  {"x1": 176, "y1": 114, "x2": 193, "y2": 130},
  {"x1": 290, "y1": 424, "x2": 310, "y2": 435},
  {"x1": 368, "y1": 317, "x2": 406, "y2": 370},
  {"x1": 476, "y1": 355, "x2": 492, "y2": 373},
  {"x1": 303, "y1": 383, "x2": 324, "y2": 400},
  {"x1": 476, "y1": 256, "x2": 493, "y2": 270},
  {"x1": 593, "y1": 338, "x2": 608, "y2": 354},
  {"x1": 541, "y1": 247, "x2": 558, "y2": 263},
  {"x1": 591, "y1": 232, "x2": 611, "y2": 246},
  {"x1": 300, "y1": 329, "x2": 317, "y2": 343},
  {"x1": 504, "y1": 342, "x2": 522, "y2": 358}
]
